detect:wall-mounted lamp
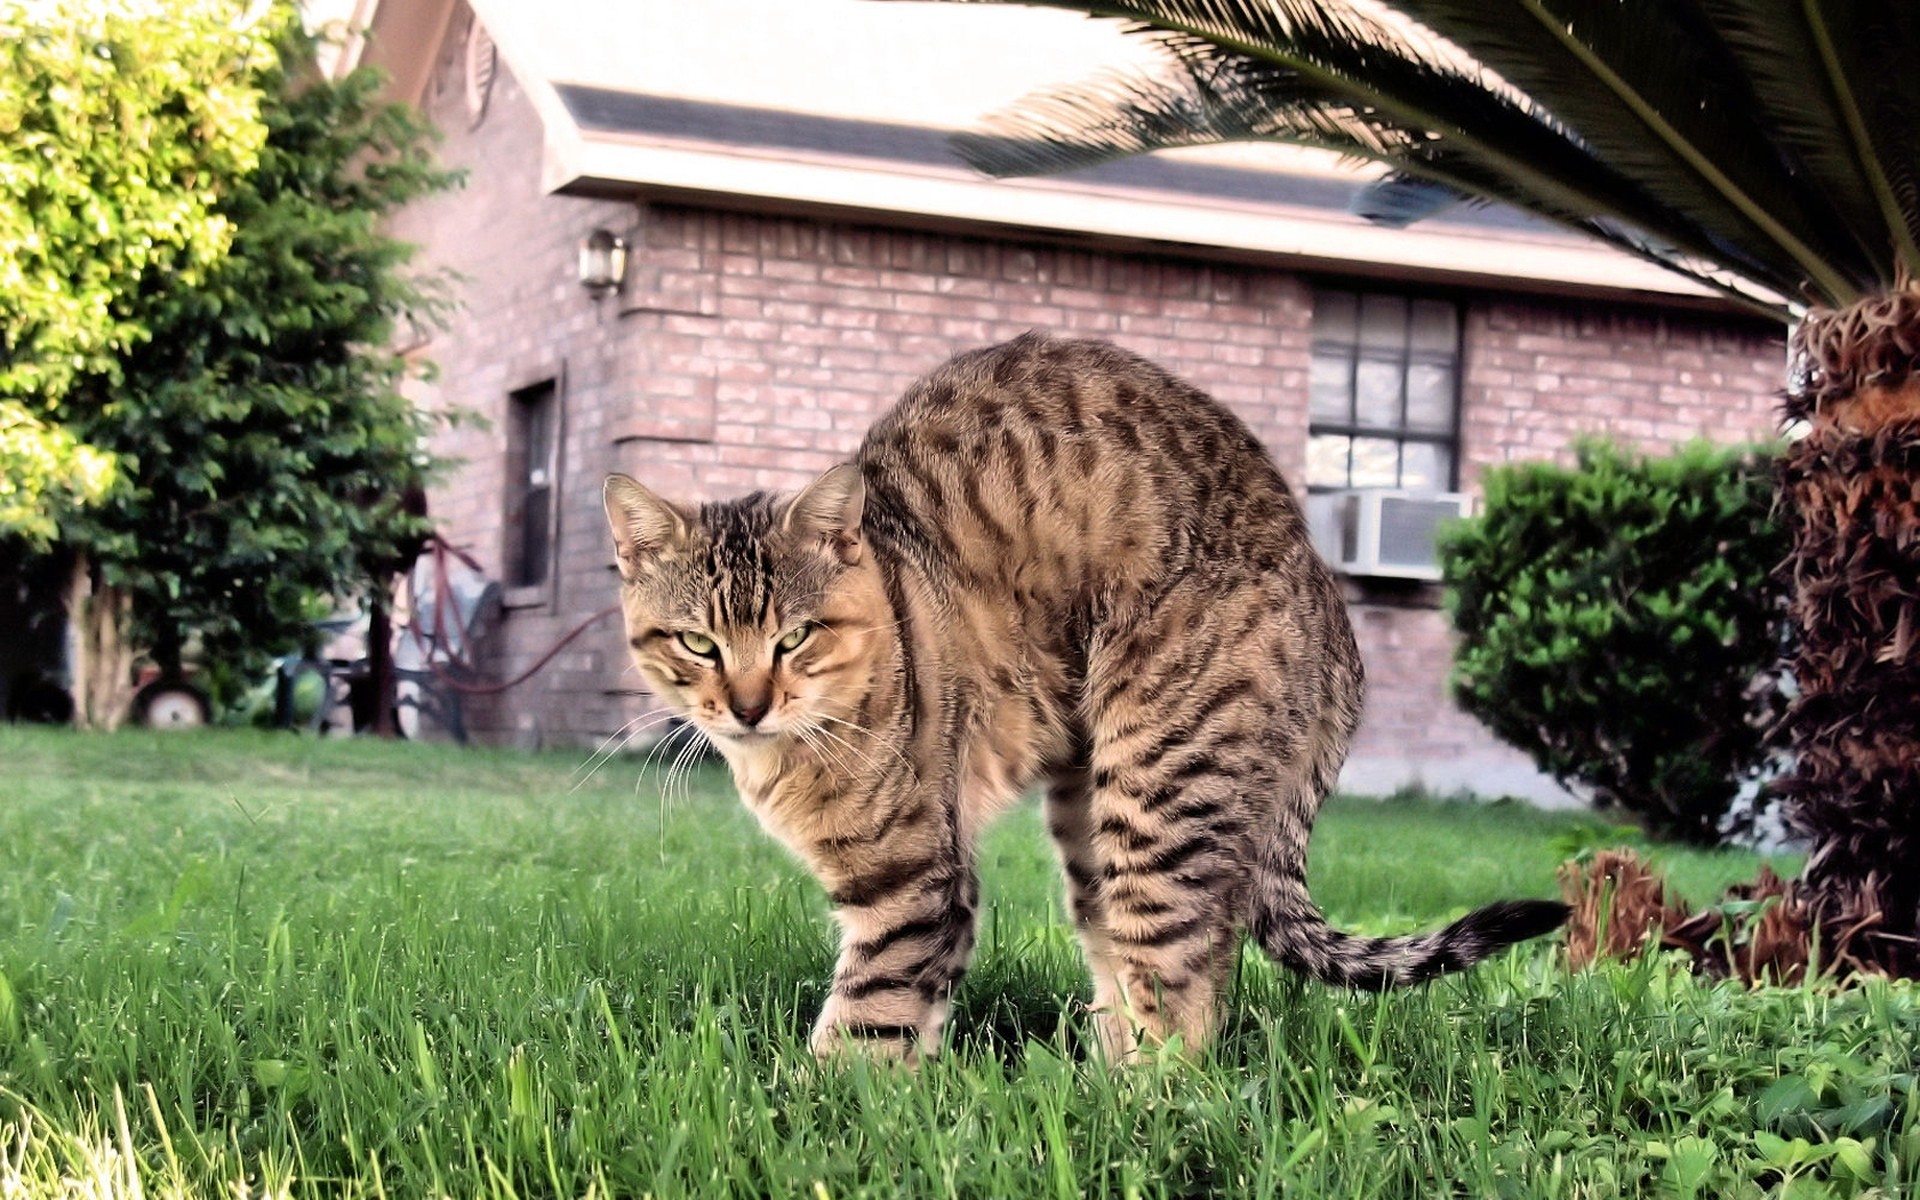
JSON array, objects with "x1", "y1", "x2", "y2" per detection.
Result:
[{"x1": 577, "y1": 228, "x2": 628, "y2": 299}]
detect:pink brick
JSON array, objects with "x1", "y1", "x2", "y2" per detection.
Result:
[
  {"x1": 821, "y1": 308, "x2": 881, "y2": 330},
  {"x1": 776, "y1": 407, "x2": 832, "y2": 431},
  {"x1": 988, "y1": 282, "x2": 1049, "y2": 305},
  {"x1": 821, "y1": 266, "x2": 881, "y2": 288},
  {"x1": 715, "y1": 359, "x2": 773, "y2": 383},
  {"x1": 1063, "y1": 308, "x2": 1120, "y2": 332}
]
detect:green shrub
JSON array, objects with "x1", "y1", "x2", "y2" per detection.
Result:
[{"x1": 1440, "y1": 439, "x2": 1789, "y2": 844}]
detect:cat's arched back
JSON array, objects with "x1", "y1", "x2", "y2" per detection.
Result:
[{"x1": 606, "y1": 333, "x2": 1566, "y2": 1061}]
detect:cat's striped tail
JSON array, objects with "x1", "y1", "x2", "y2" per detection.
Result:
[{"x1": 1248, "y1": 887, "x2": 1569, "y2": 990}]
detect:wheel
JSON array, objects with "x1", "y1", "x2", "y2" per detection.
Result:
[{"x1": 133, "y1": 680, "x2": 213, "y2": 729}]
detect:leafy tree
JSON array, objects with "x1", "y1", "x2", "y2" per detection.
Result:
[
  {"x1": 1441, "y1": 441, "x2": 1788, "y2": 844},
  {"x1": 0, "y1": 413, "x2": 111, "y2": 544},
  {"x1": 9, "y1": 9, "x2": 458, "y2": 728},
  {"x1": 0, "y1": 0, "x2": 271, "y2": 543},
  {"x1": 937, "y1": 0, "x2": 1920, "y2": 972}
]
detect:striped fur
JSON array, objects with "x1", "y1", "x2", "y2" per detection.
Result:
[{"x1": 605, "y1": 333, "x2": 1566, "y2": 1061}]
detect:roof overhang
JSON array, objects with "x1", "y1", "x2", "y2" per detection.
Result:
[
  {"x1": 353, "y1": 0, "x2": 1783, "y2": 318},
  {"x1": 545, "y1": 97, "x2": 1754, "y2": 313}
]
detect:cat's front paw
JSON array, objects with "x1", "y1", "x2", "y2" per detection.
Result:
[{"x1": 808, "y1": 1019, "x2": 928, "y2": 1066}]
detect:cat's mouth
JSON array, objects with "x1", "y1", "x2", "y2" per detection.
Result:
[{"x1": 714, "y1": 725, "x2": 779, "y2": 745}]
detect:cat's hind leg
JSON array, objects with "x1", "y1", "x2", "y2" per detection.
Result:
[
  {"x1": 1044, "y1": 767, "x2": 1137, "y2": 1058},
  {"x1": 1077, "y1": 579, "x2": 1274, "y2": 1057}
]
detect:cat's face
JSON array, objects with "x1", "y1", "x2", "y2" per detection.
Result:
[{"x1": 603, "y1": 466, "x2": 888, "y2": 749}]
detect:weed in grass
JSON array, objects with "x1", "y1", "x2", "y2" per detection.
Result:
[{"x1": 5, "y1": 726, "x2": 1911, "y2": 1200}]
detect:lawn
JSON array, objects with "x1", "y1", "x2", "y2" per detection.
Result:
[{"x1": 0, "y1": 726, "x2": 1912, "y2": 1199}]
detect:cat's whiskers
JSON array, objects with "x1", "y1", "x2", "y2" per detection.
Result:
[
  {"x1": 680, "y1": 734, "x2": 710, "y2": 809},
  {"x1": 811, "y1": 711, "x2": 914, "y2": 773},
  {"x1": 574, "y1": 708, "x2": 657, "y2": 774},
  {"x1": 637, "y1": 720, "x2": 694, "y2": 797},
  {"x1": 799, "y1": 716, "x2": 904, "y2": 781},
  {"x1": 804, "y1": 718, "x2": 915, "y2": 789},
  {"x1": 792, "y1": 720, "x2": 859, "y2": 779},
  {"x1": 786, "y1": 722, "x2": 828, "y2": 772},
  {"x1": 636, "y1": 720, "x2": 696, "y2": 849},
  {"x1": 571, "y1": 717, "x2": 673, "y2": 796},
  {"x1": 571, "y1": 708, "x2": 678, "y2": 792},
  {"x1": 662, "y1": 722, "x2": 712, "y2": 811},
  {"x1": 576, "y1": 706, "x2": 683, "y2": 783}
]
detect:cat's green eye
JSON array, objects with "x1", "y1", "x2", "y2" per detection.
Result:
[
  {"x1": 776, "y1": 624, "x2": 813, "y2": 653},
  {"x1": 678, "y1": 631, "x2": 717, "y2": 657}
]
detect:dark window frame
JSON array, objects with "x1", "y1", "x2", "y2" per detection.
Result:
[
  {"x1": 502, "y1": 377, "x2": 562, "y2": 602},
  {"x1": 1307, "y1": 289, "x2": 1465, "y2": 493}
]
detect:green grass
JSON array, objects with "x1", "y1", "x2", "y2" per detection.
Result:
[{"x1": 0, "y1": 726, "x2": 1912, "y2": 1199}]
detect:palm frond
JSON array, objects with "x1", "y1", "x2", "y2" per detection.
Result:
[
  {"x1": 1807, "y1": 0, "x2": 1920, "y2": 282},
  {"x1": 1699, "y1": 0, "x2": 1914, "y2": 283},
  {"x1": 1146, "y1": 23, "x2": 1806, "y2": 295},
  {"x1": 1385, "y1": 0, "x2": 1871, "y2": 304},
  {"x1": 957, "y1": 49, "x2": 1788, "y2": 315},
  {"x1": 949, "y1": 63, "x2": 1346, "y2": 177},
  {"x1": 951, "y1": 6, "x2": 1804, "y2": 303},
  {"x1": 912, "y1": 0, "x2": 1920, "y2": 306}
]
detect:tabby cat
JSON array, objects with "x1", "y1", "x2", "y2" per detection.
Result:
[{"x1": 604, "y1": 333, "x2": 1566, "y2": 1061}]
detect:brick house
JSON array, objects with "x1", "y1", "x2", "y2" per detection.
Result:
[{"x1": 343, "y1": 0, "x2": 1787, "y2": 803}]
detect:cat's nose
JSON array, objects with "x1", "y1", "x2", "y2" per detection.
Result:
[{"x1": 731, "y1": 696, "x2": 771, "y2": 727}]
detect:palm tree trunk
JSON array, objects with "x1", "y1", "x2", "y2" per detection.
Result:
[{"x1": 1776, "y1": 288, "x2": 1920, "y2": 978}]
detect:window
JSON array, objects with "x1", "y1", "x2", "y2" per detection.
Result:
[
  {"x1": 1307, "y1": 290, "x2": 1461, "y2": 492},
  {"x1": 504, "y1": 380, "x2": 558, "y2": 589}
]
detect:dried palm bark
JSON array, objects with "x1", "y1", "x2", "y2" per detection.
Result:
[
  {"x1": 1561, "y1": 290, "x2": 1920, "y2": 985},
  {"x1": 1774, "y1": 287, "x2": 1920, "y2": 979},
  {"x1": 1557, "y1": 849, "x2": 1894, "y2": 984},
  {"x1": 1558, "y1": 849, "x2": 1690, "y2": 970},
  {"x1": 1660, "y1": 866, "x2": 1815, "y2": 985}
]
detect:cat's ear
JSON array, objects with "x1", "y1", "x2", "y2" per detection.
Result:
[
  {"x1": 782, "y1": 464, "x2": 865, "y2": 565},
  {"x1": 604, "y1": 474, "x2": 687, "y2": 579}
]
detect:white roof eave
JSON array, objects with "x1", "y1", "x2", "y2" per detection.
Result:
[{"x1": 552, "y1": 128, "x2": 1732, "y2": 304}]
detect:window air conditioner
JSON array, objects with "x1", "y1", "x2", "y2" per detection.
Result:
[{"x1": 1304, "y1": 489, "x2": 1472, "y2": 581}]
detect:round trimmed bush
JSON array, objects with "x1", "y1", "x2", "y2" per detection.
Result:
[{"x1": 1440, "y1": 439, "x2": 1789, "y2": 844}]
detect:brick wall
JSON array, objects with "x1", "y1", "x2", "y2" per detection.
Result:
[
  {"x1": 1462, "y1": 298, "x2": 1784, "y2": 483},
  {"x1": 610, "y1": 210, "x2": 1315, "y2": 498},
  {"x1": 391, "y1": 29, "x2": 1789, "y2": 803}
]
